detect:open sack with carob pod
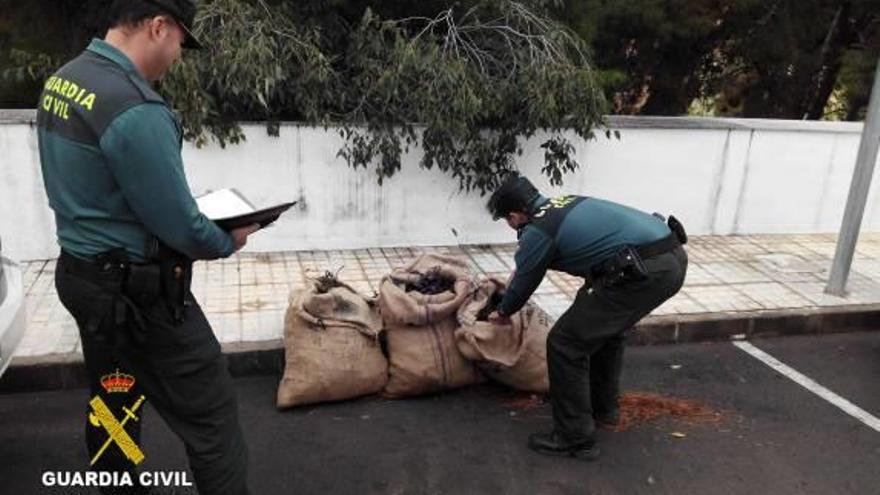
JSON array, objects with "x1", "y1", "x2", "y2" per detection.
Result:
[
  {"x1": 378, "y1": 253, "x2": 485, "y2": 398},
  {"x1": 276, "y1": 270, "x2": 387, "y2": 408},
  {"x1": 455, "y1": 277, "x2": 552, "y2": 394}
]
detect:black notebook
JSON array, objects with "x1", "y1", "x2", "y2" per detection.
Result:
[{"x1": 196, "y1": 189, "x2": 296, "y2": 231}]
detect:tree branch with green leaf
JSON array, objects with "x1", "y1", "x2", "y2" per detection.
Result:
[{"x1": 160, "y1": 0, "x2": 608, "y2": 193}]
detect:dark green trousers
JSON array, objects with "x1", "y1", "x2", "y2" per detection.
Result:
[
  {"x1": 547, "y1": 246, "x2": 688, "y2": 443},
  {"x1": 55, "y1": 254, "x2": 250, "y2": 495}
]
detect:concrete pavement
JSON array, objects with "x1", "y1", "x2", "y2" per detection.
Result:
[
  {"x1": 0, "y1": 332, "x2": 877, "y2": 494},
  {"x1": 4, "y1": 232, "x2": 880, "y2": 392}
]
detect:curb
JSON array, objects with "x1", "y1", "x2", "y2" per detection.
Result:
[
  {"x1": 631, "y1": 304, "x2": 880, "y2": 345},
  {"x1": 2, "y1": 306, "x2": 879, "y2": 394},
  {"x1": 0, "y1": 340, "x2": 285, "y2": 394}
]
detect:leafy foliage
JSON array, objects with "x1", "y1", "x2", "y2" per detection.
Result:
[
  {"x1": 560, "y1": 0, "x2": 879, "y2": 120},
  {"x1": 3, "y1": 0, "x2": 878, "y2": 189},
  {"x1": 328, "y1": 3, "x2": 607, "y2": 191},
  {"x1": 163, "y1": 0, "x2": 334, "y2": 146},
  {"x1": 0, "y1": 0, "x2": 108, "y2": 106},
  {"x1": 160, "y1": 0, "x2": 608, "y2": 193},
  {"x1": 1, "y1": 49, "x2": 59, "y2": 86}
]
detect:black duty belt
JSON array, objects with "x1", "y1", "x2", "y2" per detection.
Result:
[
  {"x1": 60, "y1": 249, "x2": 191, "y2": 325},
  {"x1": 58, "y1": 249, "x2": 131, "y2": 285},
  {"x1": 58, "y1": 249, "x2": 148, "y2": 337},
  {"x1": 635, "y1": 233, "x2": 681, "y2": 260},
  {"x1": 589, "y1": 233, "x2": 682, "y2": 285}
]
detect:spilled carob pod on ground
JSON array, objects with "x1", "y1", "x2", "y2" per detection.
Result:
[{"x1": 611, "y1": 392, "x2": 724, "y2": 432}]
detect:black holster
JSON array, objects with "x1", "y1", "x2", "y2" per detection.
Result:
[
  {"x1": 125, "y1": 263, "x2": 162, "y2": 308},
  {"x1": 88, "y1": 249, "x2": 131, "y2": 340},
  {"x1": 653, "y1": 213, "x2": 688, "y2": 245},
  {"x1": 146, "y1": 236, "x2": 193, "y2": 325},
  {"x1": 592, "y1": 246, "x2": 649, "y2": 288},
  {"x1": 159, "y1": 257, "x2": 193, "y2": 325},
  {"x1": 667, "y1": 215, "x2": 688, "y2": 245},
  {"x1": 86, "y1": 240, "x2": 192, "y2": 326}
]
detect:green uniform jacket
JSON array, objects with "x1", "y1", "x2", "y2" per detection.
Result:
[
  {"x1": 37, "y1": 39, "x2": 234, "y2": 262},
  {"x1": 499, "y1": 194, "x2": 672, "y2": 316}
]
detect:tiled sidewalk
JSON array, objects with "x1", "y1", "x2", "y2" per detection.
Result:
[{"x1": 16, "y1": 233, "x2": 880, "y2": 359}]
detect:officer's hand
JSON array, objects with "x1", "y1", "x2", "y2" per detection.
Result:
[
  {"x1": 231, "y1": 224, "x2": 261, "y2": 252},
  {"x1": 488, "y1": 311, "x2": 511, "y2": 325}
]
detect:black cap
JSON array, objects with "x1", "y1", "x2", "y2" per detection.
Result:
[
  {"x1": 145, "y1": 0, "x2": 203, "y2": 49},
  {"x1": 487, "y1": 173, "x2": 540, "y2": 221}
]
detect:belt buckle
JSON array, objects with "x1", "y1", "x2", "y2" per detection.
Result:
[
  {"x1": 94, "y1": 248, "x2": 129, "y2": 274},
  {"x1": 100, "y1": 260, "x2": 126, "y2": 273}
]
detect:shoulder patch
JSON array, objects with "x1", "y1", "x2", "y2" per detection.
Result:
[
  {"x1": 36, "y1": 50, "x2": 167, "y2": 144},
  {"x1": 529, "y1": 195, "x2": 586, "y2": 240}
]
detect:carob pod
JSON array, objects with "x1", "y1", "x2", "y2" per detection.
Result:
[
  {"x1": 476, "y1": 290, "x2": 505, "y2": 321},
  {"x1": 314, "y1": 269, "x2": 344, "y2": 294},
  {"x1": 404, "y1": 266, "x2": 456, "y2": 295}
]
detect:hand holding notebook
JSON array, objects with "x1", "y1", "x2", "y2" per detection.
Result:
[{"x1": 196, "y1": 188, "x2": 296, "y2": 231}]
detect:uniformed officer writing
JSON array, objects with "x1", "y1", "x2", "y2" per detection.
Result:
[
  {"x1": 487, "y1": 174, "x2": 688, "y2": 460},
  {"x1": 37, "y1": 1, "x2": 255, "y2": 493}
]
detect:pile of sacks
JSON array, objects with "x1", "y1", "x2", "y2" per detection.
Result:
[{"x1": 276, "y1": 253, "x2": 554, "y2": 409}]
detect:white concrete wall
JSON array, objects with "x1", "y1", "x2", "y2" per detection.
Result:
[{"x1": 0, "y1": 112, "x2": 876, "y2": 261}]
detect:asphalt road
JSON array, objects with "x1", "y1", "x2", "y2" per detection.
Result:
[{"x1": 1, "y1": 332, "x2": 878, "y2": 495}]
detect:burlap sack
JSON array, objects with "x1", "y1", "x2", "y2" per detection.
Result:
[
  {"x1": 378, "y1": 253, "x2": 473, "y2": 326},
  {"x1": 455, "y1": 278, "x2": 552, "y2": 393},
  {"x1": 379, "y1": 253, "x2": 483, "y2": 397},
  {"x1": 276, "y1": 281, "x2": 388, "y2": 408}
]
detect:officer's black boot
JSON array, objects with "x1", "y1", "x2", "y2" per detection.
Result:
[
  {"x1": 594, "y1": 409, "x2": 621, "y2": 430},
  {"x1": 527, "y1": 431, "x2": 600, "y2": 460},
  {"x1": 539, "y1": 331, "x2": 601, "y2": 460}
]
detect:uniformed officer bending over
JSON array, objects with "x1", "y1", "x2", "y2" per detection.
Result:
[
  {"x1": 37, "y1": 1, "x2": 256, "y2": 493},
  {"x1": 487, "y1": 173, "x2": 688, "y2": 460}
]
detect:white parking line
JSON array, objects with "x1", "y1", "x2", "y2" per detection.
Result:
[{"x1": 733, "y1": 340, "x2": 880, "y2": 433}]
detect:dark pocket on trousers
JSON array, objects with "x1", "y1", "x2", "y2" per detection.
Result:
[
  {"x1": 55, "y1": 267, "x2": 118, "y2": 340},
  {"x1": 124, "y1": 263, "x2": 162, "y2": 308},
  {"x1": 135, "y1": 296, "x2": 221, "y2": 374}
]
